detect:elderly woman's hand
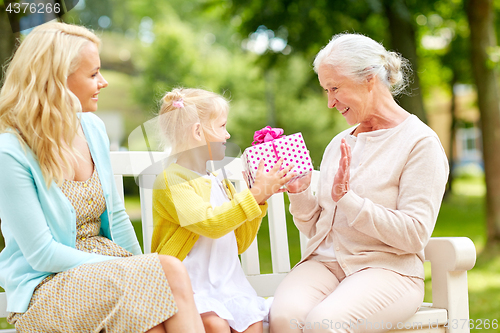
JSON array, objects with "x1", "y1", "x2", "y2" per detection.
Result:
[
  {"x1": 332, "y1": 138, "x2": 351, "y2": 202},
  {"x1": 285, "y1": 171, "x2": 312, "y2": 194}
]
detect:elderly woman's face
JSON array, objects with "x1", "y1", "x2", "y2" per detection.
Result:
[{"x1": 318, "y1": 64, "x2": 371, "y2": 126}]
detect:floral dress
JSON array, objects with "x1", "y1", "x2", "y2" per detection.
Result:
[{"x1": 8, "y1": 168, "x2": 178, "y2": 333}]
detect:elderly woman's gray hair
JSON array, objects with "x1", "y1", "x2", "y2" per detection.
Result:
[{"x1": 313, "y1": 33, "x2": 412, "y2": 96}]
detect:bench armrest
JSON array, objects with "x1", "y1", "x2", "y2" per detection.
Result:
[
  {"x1": 425, "y1": 237, "x2": 476, "y2": 272},
  {"x1": 425, "y1": 237, "x2": 476, "y2": 333}
]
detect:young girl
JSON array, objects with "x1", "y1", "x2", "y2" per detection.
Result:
[{"x1": 151, "y1": 88, "x2": 296, "y2": 333}]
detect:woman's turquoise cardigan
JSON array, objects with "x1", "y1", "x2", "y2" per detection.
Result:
[{"x1": 0, "y1": 112, "x2": 142, "y2": 313}]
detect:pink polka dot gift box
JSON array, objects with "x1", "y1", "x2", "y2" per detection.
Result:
[{"x1": 241, "y1": 126, "x2": 313, "y2": 187}]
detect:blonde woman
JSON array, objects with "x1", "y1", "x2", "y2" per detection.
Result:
[{"x1": 0, "y1": 22, "x2": 204, "y2": 333}]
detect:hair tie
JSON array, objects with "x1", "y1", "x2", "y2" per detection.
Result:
[{"x1": 172, "y1": 99, "x2": 184, "y2": 108}]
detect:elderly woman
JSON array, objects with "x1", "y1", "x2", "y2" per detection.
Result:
[{"x1": 270, "y1": 33, "x2": 449, "y2": 332}]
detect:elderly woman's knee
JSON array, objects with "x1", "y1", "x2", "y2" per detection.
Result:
[
  {"x1": 270, "y1": 301, "x2": 306, "y2": 333},
  {"x1": 303, "y1": 309, "x2": 357, "y2": 333},
  {"x1": 269, "y1": 313, "x2": 291, "y2": 332}
]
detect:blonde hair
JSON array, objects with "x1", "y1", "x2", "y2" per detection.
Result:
[
  {"x1": 158, "y1": 88, "x2": 229, "y2": 155},
  {"x1": 0, "y1": 22, "x2": 100, "y2": 187},
  {"x1": 313, "y1": 33, "x2": 412, "y2": 96}
]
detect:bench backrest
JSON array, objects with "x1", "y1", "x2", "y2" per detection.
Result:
[{"x1": 109, "y1": 152, "x2": 319, "y2": 297}]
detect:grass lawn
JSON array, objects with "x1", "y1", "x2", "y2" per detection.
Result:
[
  {"x1": 1, "y1": 177, "x2": 498, "y2": 331},
  {"x1": 440, "y1": 178, "x2": 500, "y2": 332}
]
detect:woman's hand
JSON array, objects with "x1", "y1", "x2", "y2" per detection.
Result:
[
  {"x1": 285, "y1": 172, "x2": 312, "y2": 194},
  {"x1": 250, "y1": 157, "x2": 296, "y2": 204},
  {"x1": 332, "y1": 138, "x2": 351, "y2": 202}
]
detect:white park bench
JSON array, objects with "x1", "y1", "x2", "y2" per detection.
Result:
[{"x1": 0, "y1": 151, "x2": 476, "y2": 332}]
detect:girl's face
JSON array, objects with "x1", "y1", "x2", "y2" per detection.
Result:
[
  {"x1": 67, "y1": 42, "x2": 108, "y2": 112},
  {"x1": 203, "y1": 112, "x2": 230, "y2": 161},
  {"x1": 318, "y1": 64, "x2": 372, "y2": 126}
]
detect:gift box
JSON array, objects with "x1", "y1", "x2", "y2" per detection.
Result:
[{"x1": 241, "y1": 126, "x2": 313, "y2": 187}]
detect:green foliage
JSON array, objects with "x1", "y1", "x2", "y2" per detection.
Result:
[
  {"x1": 136, "y1": 14, "x2": 201, "y2": 107},
  {"x1": 414, "y1": 0, "x2": 473, "y2": 97},
  {"x1": 453, "y1": 164, "x2": 485, "y2": 180},
  {"x1": 226, "y1": 0, "x2": 388, "y2": 57},
  {"x1": 67, "y1": 0, "x2": 113, "y2": 28},
  {"x1": 124, "y1": 1, "x2": 345, "y2": 168},
  {"x1": 0, "y1": 317, "x2": 13, "y2": 330}
]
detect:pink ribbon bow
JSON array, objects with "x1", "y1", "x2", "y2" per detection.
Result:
[
  {"x1": 172, "y1": 99, "x2": 184, "y2": 108},
  {"x1": 252, "y1": 126, "x2": 284, "y2": 146}
]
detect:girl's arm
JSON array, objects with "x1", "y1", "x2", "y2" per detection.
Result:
[
  {"x1": 231, "y1": 178, "x2": 268, "y2": 254},
  {"x1": 234, "y1": 214, "x2": 265, "y2": 254},
  {"x1": 157, "y1": 171, "x2": 266, "y2": 239}
]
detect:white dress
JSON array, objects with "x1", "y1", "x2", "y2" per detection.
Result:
[{"x1": 182, "y1": 172, "x2": 269, "y2": 332}]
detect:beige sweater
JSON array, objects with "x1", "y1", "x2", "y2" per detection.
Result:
[{"x1": 289, "y1": 115, "x2": 449, "y2": 279}]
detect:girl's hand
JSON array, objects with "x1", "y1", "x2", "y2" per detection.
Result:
[
  {"x1": 285, "y1": 172, "x2": 312, "y2": 194},
  {"x1": 250, "y1": 157, "x2": 296, "y2": 204},
  {"x1": 242, "y1": 170, "x2": 251, "y2": 189},
  {"x1": 331, "y1": 138, "x2": 351, "y2": 202}
]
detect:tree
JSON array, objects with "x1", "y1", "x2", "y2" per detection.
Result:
[
  {"x1": 412, "y1": 0, "x2": 473, "y2": 195},
  {"x1": 383, "y1": 0, "x2": 427, "y2": 123},
  {"x1": 1, "y1": 0, "x2": 74, "y2": 86},
  {"x1": 225, "y1": 0, "x2": 429, "y2": 122},
  {"x1": 467, "y1": 0, "x2": 500, "y2": 246},
  {"x1": 0, "y1": 1, "x2": 19, "y2": 87},
  {"x1": 0, "y1": 2, "x2": 19, "y2": 249}
]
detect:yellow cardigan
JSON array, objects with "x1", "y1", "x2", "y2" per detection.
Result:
[{"x1": 152, "y1": 163, "x2": 268, "y2": 260}]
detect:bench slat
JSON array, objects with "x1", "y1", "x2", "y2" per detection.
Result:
[
  {"x1": 226, "y1": 159, "x2": 262, "y2": 275},
  {"x1": 114, "y1": 175, "x2": 125, "y2": 204},
  {"x1": 267, "y1": 193, "x2": 291, "y2": 274},
  {"x1": 246, "y1": 273, "x2": 288, "y2": 298},
  {"x1": 138, "y1": 175, "x2": 155, "y2": 254},
  {"x1": 241, "y1": 238, "x2": 261, "y2": 275}
]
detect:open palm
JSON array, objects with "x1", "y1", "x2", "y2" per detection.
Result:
[{"x1": 331, "y1": 138, "x2": 351, "y2": 202}]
